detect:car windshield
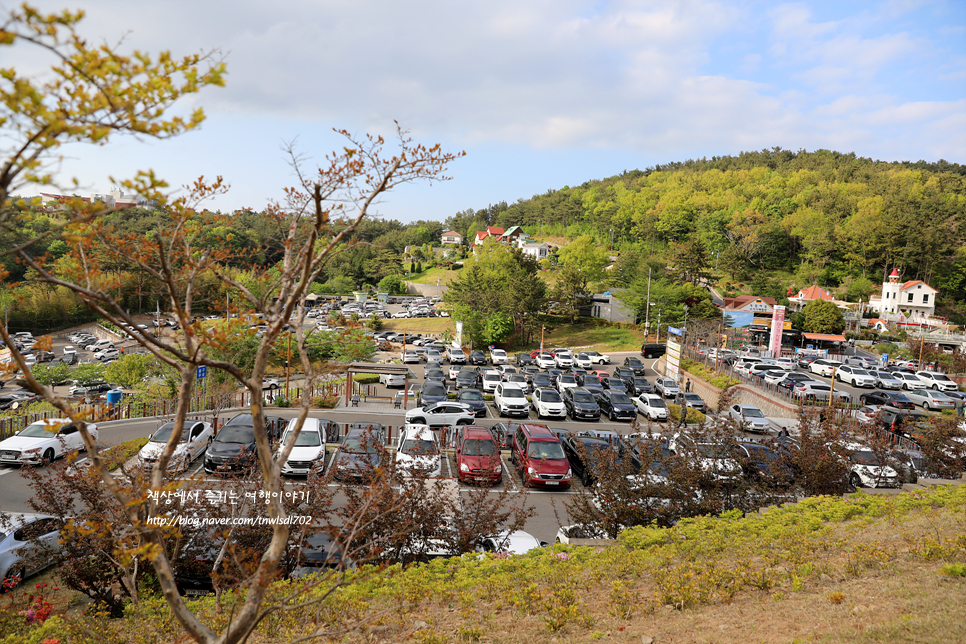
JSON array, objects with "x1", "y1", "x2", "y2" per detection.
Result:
[
  {"x1": 19, "y1": 422, "x2": 64, "y2": 438},
  {"x1": 932, "y1": 374, "x2": 952, "y2": 382},
  {"x1": 540, "y1": 390, "x2": 562, "y2": 403},
  {"x1": 458, "y1": 371, "x2": 476, "y2": 379},
  {"x1": 560, "y1": 376, "x2": 577, "y2": 384},
  {"x1": 852, "y1": 368, "x2": 870, "y2": 375},
  {"x1": 401, "y1": 439, "x2": 438, "y2": 456},
  {"x1": 283, "y1": 430, "x2": 321, "y2": 447},
  {"x1": 151, "y1": 423, "x2": 189, "y2": 443},
  {"x1": 879, "y1": 373, "x2": 897, "y2": 380},
  {"x1": 460, "y1": 391, "x2": 483, "y2": 401},
  {"x1": 483, "y1": 373, "x2": 500, "y2": 381},
  {"x1": 743, "y1": 445, "x2": 779, "y2": 462},
  {"x1": 527, "y1": 442, "x2": 566, "y2": 460},
  {"x1": 423, "y1": 383, "x2": 445, "y2": 395},
  {"x1": 572, "y1": 391, "x2": 595, "y2": 404},
  {"x1": 343, "y1": 435, "x2": 381, "y2": 454},
  {"x1": 851, "y1": 450, "x2": 882, "y2": 466},
  {"x1": 647, "y1": 397, "x2": 666, "y2": 408},
  {"x1": 216, "y1": 425, "x2": 255, "y2": 444},
  {"x1": 611, "y1": 393, "x2": 632, "y2": 405},
  {"x1": 462, "y1": 439, "x2": 497, "y2": 456},
  {"x1": 584, "y1": 376, "x2": 601, "y2": 386},
  {"x1": 663, "y1": 380, "x2": 679, "y2": 388},
  {"x1": 503, "y1": 388, "x2": 525, "y2": 398},
  {"x1": 742, "y1": 408, "x2": 765, "y2": 418},
  {"x1": 684, "y1": 394, "x2": 702, "y2": 402},
  {"x1": 929, "y1": 391, "x2": 953, "y2": 400}
]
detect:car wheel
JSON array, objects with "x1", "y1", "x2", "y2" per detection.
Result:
[
  {"x1": 4, "y1": 566, "x2": 25, "y2": 590},
  {"x1": 43, "y1": 448, "x2": 55, "y2": 463},
  {"x1": 849, "y1": 473, "x2": 862, "y2": 490},
  {"x1": 923, "y1": 402, "x2": 931, "y2": 411},
  {"x1": 581, "y1": 471, "x2": 591, "y2": 487},
  {"x1": 932, "y1": 384, "x2": 940, "y2": 391},
  {"x1": 645, "y1": 352, "x2": 653, "y2": 359}
]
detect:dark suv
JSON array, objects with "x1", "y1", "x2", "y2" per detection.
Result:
[
  {"x1": 562, "y1": 387, "x2": 601, "y2": 421},
  {"x1": 640, "y1": 344, "x2": 667, "y2": 359}
]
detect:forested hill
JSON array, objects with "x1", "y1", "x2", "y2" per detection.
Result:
[{"x1": 445, "y1": 148, "x2": 966, "y2": 293}]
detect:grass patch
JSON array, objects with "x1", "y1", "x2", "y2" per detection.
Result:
[
  {"x1": 408, "y1": 267, "x2": 460, "y2": 285},
  {"x1": 525, "y1": 322, "x2": 647, "y2": 352},
  {"x1": 681, "y1": 357, "x2": 740, "y2": 389}
]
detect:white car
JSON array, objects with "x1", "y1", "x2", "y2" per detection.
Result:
[
  {"x1": 405, "y1": 402, "x2": 476, "y2": 429},
  {"x1": 447, "y1": 364, "x2": 462, "y2": 380},
  {"x1": 531, "y1": 387, "x2": 566, "y2": 419},
  {"x1": 391, "y1": 310, "x2": 410, "y2": 319},
  {"x1": 489, "y1": 349, "x2": 509, "y2": 364},
  {"x1": 553, "y1": 351, "x2": 574, "y2": 368},
  {"x1": 262, "y1": 378, "x2": 282, "y2": 390},
  {"x1": 808, "y1": 359, "x2": 838, "y2": 377},
  {"x1": 835, "y1": 365, "x2": 876, "y2": 388},
  {"x1": 395, "y1": 425, "x2": 442, "y2": 477},
  {"x1": 276, "y1": 418, "x2": 329, "y2": 476},
  {"x1": 727, "y1": 404, "x2": 771, "y2": 433},
  {"x1": 634, "y1": 394, "x2": 668, "y2": 421},
  {"x1": 94, "y1": 347, "x2": 120, "y2": 361},
  {"x1": 84, "y1": 339, "x2": 113, "y2": 353},
  {"x1": 497, "y1": 365, "x2": 518, "y2": 380},
  {"x1": 479, "y1": 370, "x2": 502, "y2": 393},
  {"x1": 581, "y1": 351, "x2": 611, "y2": 365},
  {"x1": 494, "y1": 383, "x2": 529, "y2": 418},
  {"x1": 379, "y1": 372, "x2": 408, "y2": 388},
  {"x1": 574, "y1": 353, "x2": 595, "y2": 369},
  {"x1": 773, "y1": 357, "x2": 796, "y2": 371},
  {"x1": 478, "y1": 530, "x2": 548, "y2": 555},
  {"x1": 62, "y1": 345, "x2": 76, "y2": 357},
  {"x1": 915, "y1": 371, "x2": 958, "y2": 392},
  {"x1": 138, "y1": 420, "x2": 213, "y2": 473},
  {"x1": 535, "y1": 353, "x2": 556, "y2": 369},
  {"x1": 0, "y1": 419, "x2": 98, "y2": 465},
  {"x1": 843, "y1": 442, "x2": 900, "y2": 489},
  {"x1": 893, "y1": 372, "x2": 927, "y2": 391}
]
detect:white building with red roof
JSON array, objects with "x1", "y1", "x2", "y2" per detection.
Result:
[{"x1": 870, "y1": 268, "x2": 937, "y2": 319}]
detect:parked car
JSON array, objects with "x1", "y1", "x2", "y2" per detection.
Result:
[
  {"x1": 893, "y1": 372, "x2": 928, "y2": 391},
  {"x1": 406, "y1": 402, "x2": 476, "y2": 428},
  {"x1": 808, "y1": 359, "x2": 839, "y2": 377},
  {"x1": 489, "y1": 349, "x2": 509, "y2": 364},
  {"x1": 139, "y1": 420, "x2": 213, "y2": 474},
  {"x1": 510, "y1": 424, "x2": 572, "y2": 488},
  {"x1": 792, "y1": 381, "x2": 852, "y2": 403},
  {"x1": 534, "y1": 353, "x2": 556, "y2": 369},
  {"x1": 514, "y1": 353, "x2": 534, "y2": 367},
  {"x1": 858, "y1": 390, "x2": 915, "y2": 410},
  {"x1": 915, "y1": 371, "x2": 958, "y2": 392},
  {"x1": 626, "y1": 376, "x2": 653, "y2": 396},
  {"x1": 835, "y1": 365, "x2": 876, "y2": 388},
  {"x1": 736, "y1": 442, "x2": 795, "y2": 488},
  {"x1": 623, "y1": 357, "x2": 647, "y2": 376},
  {"x1": 581, "y1": 351, "x2": 611, "y2": 365},
  {"x1": 852, "y1": 406, "x2": 882, "y2": 424},
  {"x1": 379, "y1": 372, "x2": 409, "y2": 388},
  {"x1": 94, "y1": 347, "x2": 120, "y2": 362},
  {"x1": 556, "y1": 374, "x2": 579, "y2": 394},
  {"x1": 455, "y1": 425, "x2": 502, "y2": 485},
  {"x1": 727, "y1": 404, "x2": 771, "y2": 433},
  {"x1": 0, "y1": 418, "x2": 98, "y2": 465},
  {"x1": 457, "y1": 388, "x2": 488, "y2": 417},
  {"x1": 653, "y1": 377, "x2": 681, "y2": 399},
  {"x1": 593, "y1": 390, "x2": 637, "y2": 421},
  {"x1": 454, "y1": 369, "x2": 480, "y2": 391},
  {"x1": 581, "y1": 375, "x2": 604, "y2": 394},
  {"x1": 203, "y1": 414, "x2": 275, "y2": 475},
  {"x1": 395, "y1": 425, "x2": 442, "y2": 477},
  {"x1": 531, "y1": 387, "x2": 566, "y2": 420},
  {"x1": 468, "y1": 350, "x2": 488, "y2": 366},
  {"x1": 634, "y1": 393, "x2": 668, "y2": 421},
  {"x1": 867, "y1": 369, "x2": 903, "y2": 390},
  {"x1": 402, "y1": 350, "x2": 420, "y2": 364},
  {"x1": 0, "y1": 513, "x2": 63, "y2": 589},
  {"x1": 561, "y1": 433, "x2": 618, "y2": 486},
  {"x1": 553, "y1": 350, "x2": 574, "y2": 368},
  {"x1": 275, "y1": 418, "x2": 330, "y2": 477},
  {"x1": 478, "y1": 530, "x2": 549, "y2": 554},
  {"x1": 479, "y1": 370, "x2": 502, "y2": 394},
  {"x1": 843, "y1": 442, "x2": 900, "y2": 489},
  {"x1": 562, "y1": 387, "x2": 601, "y2": 421},
  {"x1": 674, "y1": 392, "x2": 706, "y2": 414},
  {"x1": 494, "y1": 383, "x2": 529, "y2": 418},
  {"x1": 904, "y1": 389, "x2": 957, "y2": 411},
  {"x1": 418, "y1": 381, "x2": 448, "y2": 406},
  {"x1": 331, "y1": 427, "x2": 386, "y2": 482},
  {"x1": 447, "y1": 347, "x2": 467, "y2": 364}
]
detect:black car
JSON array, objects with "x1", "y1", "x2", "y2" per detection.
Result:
[
  {"x1": 562, "y1": 387, "x2": 601, "y2": 421},
  {"x1": 796, "y1": 355, "x2": 818, "y2": 369},
  {"x1": 623, "y1": 357, "x2": 647, "y2": 375},
  {"x1": 455, "y1": 369, "x2": 479, "y2": 390},
  {"x1": 603, "y1": 378, "x2": 629, "y2": 394},
  {"x1": 875, "y1": 408, "x2": 928, "y2": 437},
  {"x1": 204, "y1": 414, "x2": 263, "y2": 474},
  {"x1": 489, "y1": 422, "x2": 522, "y2": 450},
  {"x1": 582, "y1": 375, "x2": 605, "y2": 394},
  {"x1": 530, "y1": 373, "x2": 553, "y2": 391},
  {"x1": 419, "y1": 382, "x2": 448, "y2": 406},
  {"x1": 859, "y1": 390, "x2": 915, "y2": 410},
  {"x1": 331, "y1": 427, "x2": 386, "y2": 482},
  {"x1": 594, "y1": 390, "x2": 637, "y2": 421},
  {"x1": 457, "y1": 388, "x2": 488, "y2": 417},
  {"x1": 640, "y1": 344, "x2": 667, "y2": 360},
  {"x1": 546, "y1": 369, "x2": 564, "y2": 386},
  {"x1": 561, "y1": 434, "x2": 619, "y2": 486},
  {"x1": 514, "y1": 353, "x2": 534, "y2": 367},
  {"x1": 736, "y1": 442, "x2": 795, "y2": 489},
  {"x1": 569, "y1": 367, "x2": 588, "y2": 384},
  {"x1": 614, "y1": 367, "x2": 636, "y2": 381},
  {"x1": 424, "y1": 369, "x2": 447, "y2": 384},
  {"x1": 468, "y1": 350, "x2": 488, "y2": 366},
  {"x1": 627, "y1": 377, "x2": 652, "y2": 395}
]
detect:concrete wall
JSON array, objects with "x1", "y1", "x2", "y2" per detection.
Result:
[{"x1": 404, "y1": 281, "x2": 448, "y2": 298}]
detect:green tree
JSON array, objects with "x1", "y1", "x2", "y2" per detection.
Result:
[
  {"x1": 377, "y1": 274, "x2": 405, "y2": 295},
  {"x1": 103, "y1": 352, "x2": 159, "y2": 388},
  {"x1": 671, "y1": 238, "x2": 712, "y2": 285},
  {"x1": 802, "y1": 299, "x2": 846, "y2": 334},
  {"x1": 28, "y1": 361, "x2": 71, "y2": 386}
]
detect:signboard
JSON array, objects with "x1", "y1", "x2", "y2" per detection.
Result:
[
  {"x1": 196, "y1": 365, "x2": 207, "y2": 379},
  {"x1": 666, "y1": 338, "x2": 681, "y2": 380},
  {"x1": 725, "y1": 311, "x2": 754, "y2": 327},
  {"x1": 769, "y1": 305, "x2": 785, "y2": 357},
  {"x1": 454, "y1": 321, "x2": 463, "y2": 348},
  {"x1": 667, "y1": 326, "x2": 682, "y2": 336},
  {"x1": 882, "y1": 353, "x2": 888, "y2": 365}
]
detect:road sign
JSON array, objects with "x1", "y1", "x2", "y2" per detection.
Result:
[
  {"x1": 196, "y1": 365, "x2": 207, "y2": 379},
  {"x1": 806, "y1": 344, "x2": 813, "y2": 350}
]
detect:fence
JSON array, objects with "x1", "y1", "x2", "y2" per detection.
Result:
[{"x1": 0, "y1": 380, "x2": 363, "y2": 441}]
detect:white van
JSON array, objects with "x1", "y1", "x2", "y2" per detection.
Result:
[{"x1": 277, "y1": 418, "x2": 328, "y2": 476}]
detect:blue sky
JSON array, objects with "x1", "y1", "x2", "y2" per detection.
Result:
[{"x1": 8, "y1": 0, "x2": 966, "y2": 223}]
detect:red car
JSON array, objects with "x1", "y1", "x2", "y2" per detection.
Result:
[
  {"x1": 455, "y1": 426, "x2": 503, "y2": 485},
  {"x1": 510, "y1": 424, "x2": 572, "y2": 489}
]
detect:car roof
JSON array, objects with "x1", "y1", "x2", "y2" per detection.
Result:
[{"x1": 461, "y1": 426, "x2": 495, "y2": 439}]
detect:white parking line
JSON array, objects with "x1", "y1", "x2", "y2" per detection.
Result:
[{"x1": 0, "y1": 467, "x2": 18, "y2": 476}]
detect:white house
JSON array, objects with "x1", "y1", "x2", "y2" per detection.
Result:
[
  {"x1": 440, "y1": 231, "x2": 463, "y2": 245},
  {"x1": 870, "y1": 268, "x2": 937, "y2": 319},
  {"x1": 519, "y1": 242, "x2": 550, "y2": 261}
]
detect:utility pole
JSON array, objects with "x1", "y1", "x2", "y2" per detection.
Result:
[
  {"x1": 656, "y1": 308, "x2": 662, "y2": 345},
  {"x1": 285, "y1": 332, "x2": 292, "y2": 398},
  {"x1": 643, "y1": 268, "x2": 652, "y2": 340},
  {"x1": 540, "y1": 325, "x2": 545, "y2": 352}
]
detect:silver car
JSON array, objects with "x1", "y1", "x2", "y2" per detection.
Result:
[
  {"x1": 904, "y1": 389, "x2": 957, "y2": 411},
  {"x1": 0, "y1": 513, "x2": 62, "y2": 588},
  {"x1": 727, "y1": 404, "x2": 771, "y2": 433},
  {"x1": 654, "y1": 377, "x2": 681, "y2": 399}
]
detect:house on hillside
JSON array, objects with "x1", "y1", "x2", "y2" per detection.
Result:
[
  {"x1": 869, "y1": 269, "x2": 938, "y2": 321},
  {"x1": 502, "y1": 226, "x2": 525, "y2": 245},
  {"x1": 519, "y1": 242, "x2": 551, "y2": 261},
  {"x1": 441, "y1": 231, "x2": 463, "y2": 245},
  {"x1": 472, "y1": 226, "x2": 505, "y2": 247},
  {"x1": 579, "y1": 293, "x2": 636, "y2": 323}
]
